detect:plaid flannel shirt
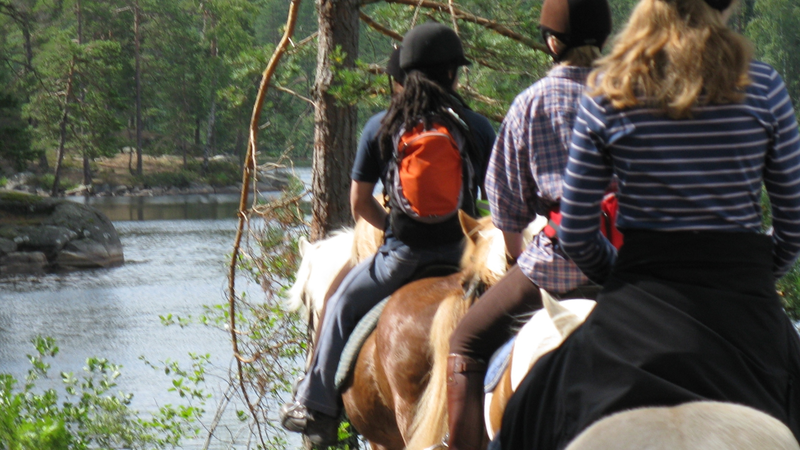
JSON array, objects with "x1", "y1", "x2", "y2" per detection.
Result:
[{"x1": 486, "y1": 65, "x2": 592, "y2": 293}]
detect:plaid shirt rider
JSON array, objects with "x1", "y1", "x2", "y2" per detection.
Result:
[{"x1": 486, "y1": 65, "x2": 592, "y2": 294}]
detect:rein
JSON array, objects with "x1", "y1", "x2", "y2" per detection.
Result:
[{"x1": 463, "y1": 273, "x2": 486, "y2": 305}]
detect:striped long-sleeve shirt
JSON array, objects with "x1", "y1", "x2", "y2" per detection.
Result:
[{"x1": 560, "y1": 61, "x2": 800, "y2": 283}]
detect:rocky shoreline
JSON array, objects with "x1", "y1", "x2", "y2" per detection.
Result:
[
  {"x1": 0, "y1": 192, "x2": 125, "y2": 275},
  {"x1": 2, "y1": 169, "x2": 296, "y2": 198}
]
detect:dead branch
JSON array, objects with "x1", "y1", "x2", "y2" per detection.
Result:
[
  {"x1": 361, "y1": 0, "x2": 547, "y2": 53},
  {"x1": 359, "y1": 11, "x2": 402, "y2": 41},
  {"x1": 228, "y1": 0, "x2": 302, "y2": 446},
  {"x1": 272, "y1": 83, "x2": 315, "y2": 105}
]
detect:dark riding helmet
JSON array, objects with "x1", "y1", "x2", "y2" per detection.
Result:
[
  {"x1": 539, "y1": 0, "x2": 612, "y2": 59},
  {"x1": 386, "y1": 46, "x2": 406, "y2": 86},
  {"x1": 703, "y1": 0, "x2": 733, "y2": 11},
  {"x1": 399, "y1": 22, "x2": 471, "y2": 71}
]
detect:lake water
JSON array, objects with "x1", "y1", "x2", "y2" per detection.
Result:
[{"x1": 0, "y1": 168, "x2": 313, "y2": 448}]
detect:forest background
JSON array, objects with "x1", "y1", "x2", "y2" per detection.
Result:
[
  {"x1": 1, "y1": 0, "x2": 800, "y2": 447},
  {"x1": 1, "y1": 0, "x2": 798, "y2": 196}
]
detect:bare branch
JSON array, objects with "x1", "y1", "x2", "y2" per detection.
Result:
[
  {"x1": 359, "y1": 11, "x2": 402, "y2": 41},
  {"x1": 272, "y1": 83, "x2": 315, "y2": 106},
  {"x1": 361, "y1": 0, "x2": 547, "y2": 53},
  {"x1": 228, "y1": 0, "x2": 303, "y2": 448}
]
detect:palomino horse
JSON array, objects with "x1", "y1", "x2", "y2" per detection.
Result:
[
  {"x1": 340, "y1": 213, "x2": 507, "y2": 450},
  {"x1": 287, "y1": 212, "x2": 508, "y2": 449},
  {"x1": 483, "y1": 293, "x2": 800, "y2": 450}
]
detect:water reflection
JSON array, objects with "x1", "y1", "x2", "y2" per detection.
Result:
[
  {"x1": 0, "y1": 219, "x2": 274, "y2": 448},
  {"x1": 66, "y1": 192, "x2": 283, "y2": 221}
]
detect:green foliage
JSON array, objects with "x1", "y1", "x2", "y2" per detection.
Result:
[
  {"x1": 746, "y1": 0, "x2": 800, "y2": 107},
  {"x1": 205, "y1": 159, "x2": 241, "y2": 187},
  {"x1": 0, "y1": 336, "x2": 205, "y2": 450},
  {"x1": 132, "y1": 170, "x2": 198, "y2": 189},
  {"x1": 0, "y1": 92, "x2": 34, "y2": 172},
  {"x1": 32, "y1": 173, "x2": 55, "y2": 191}
]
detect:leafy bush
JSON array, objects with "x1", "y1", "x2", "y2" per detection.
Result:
[
  {"x1": 204, "y1": 159, "x2": 240, "y2": 187},
  {"x1": 32, "y1": 173, "x2": 55, "y2": 191},
  {"x1": 0, "y1": 336, "x2": 206, "y2": 450},
  {"x1": 134, "y1": 170, "x2": 198, "y2": 189},
  {"x1": 0, "y1": 177, "x2": 7, "y2": 188}
]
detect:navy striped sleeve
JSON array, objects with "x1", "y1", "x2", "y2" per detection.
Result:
[
  {"x1": 759, "y1": 64, "x2": 800, "y2": 277},
  {"x1": 559, "y1": 95, "x2": 617, "y2": 283}
]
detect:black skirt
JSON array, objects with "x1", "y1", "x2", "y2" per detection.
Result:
[{"x1": 496, "y1": 230, "x2": 800, "y2": 450}]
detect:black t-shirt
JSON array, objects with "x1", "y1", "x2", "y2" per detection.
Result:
[{"x1": 351, "y1": 109, "x2": 496, "y2": 186}]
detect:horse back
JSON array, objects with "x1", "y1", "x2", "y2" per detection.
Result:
[{"x1": 341, "y1": 273, "x2": 463, "y2": 448}]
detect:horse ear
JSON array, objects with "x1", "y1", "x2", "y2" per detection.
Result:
[
  {"x1": 299, "y1": 236, "x2": 311, "y2": 257},
  {"x1": 459, "y1": 210, "x2": 481, "y2": 242},
  {"x1": 541, "y1": 288, "x2": 584, "y2": 338}
]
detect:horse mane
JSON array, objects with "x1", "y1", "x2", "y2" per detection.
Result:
[
  {"x1": 459, "y1": 215, "x2": 506, "y2": 289},
  {"x1": 406, "y1": 291, "x2": 470, "y2": 450},
  {"x1": 407, "y1": 215, "x2": 508, "y2": 450}
]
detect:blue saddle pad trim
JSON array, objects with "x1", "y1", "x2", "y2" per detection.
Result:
[
  {"x1": 335, "y1": 297, "x2": 390, "y2": 390},
  {"x1": 484, "y1": 336, "x2": 515, "y2": 393}
]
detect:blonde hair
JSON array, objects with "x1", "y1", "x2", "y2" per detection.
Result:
[
  {"x1": 549, "y1": 36, "x2": 603, "y2": 68},
  {"x1": 589, "y1": 0, "x2": 752, "y2": 118}
]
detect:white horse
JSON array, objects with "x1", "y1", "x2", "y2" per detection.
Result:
[
  {"x1": 286, "y1": 218, "x2": 383, "y2": 338},
  {"x1": 566, "y1": 401, "x2": 800, "y2": 450},
  {"x1": 486, "y1": 291, "x2": 800, "y2": 450}
]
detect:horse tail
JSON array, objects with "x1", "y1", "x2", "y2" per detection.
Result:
[{"x1": 406, "y1": 290, "x2": 472, "y2": 450}]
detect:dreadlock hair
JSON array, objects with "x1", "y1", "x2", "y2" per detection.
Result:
[{"x1": 378, "y1": 66, "x2": 485, "y2": 184}]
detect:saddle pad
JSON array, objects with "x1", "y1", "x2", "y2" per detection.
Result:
[
  {"x1": 484, "y1": 336, "x2": 516, "y2": 393},
  {"x1": 334, "y1": 296, "x2": 390, "y2": 390}
]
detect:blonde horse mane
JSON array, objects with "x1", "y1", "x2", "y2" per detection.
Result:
[{"x1": 406, "y1": 214, "x2": 507, "y2": 450}]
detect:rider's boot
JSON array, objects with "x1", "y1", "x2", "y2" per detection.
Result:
[{"x1": 446, "y1": 353, "x2": 488, "y2": 450}]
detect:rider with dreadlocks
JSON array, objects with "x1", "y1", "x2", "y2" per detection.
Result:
[{"x1": 280, "y1": 23, "x2": 495, "y2": 447}]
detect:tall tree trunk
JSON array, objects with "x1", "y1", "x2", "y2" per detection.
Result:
[
  {"x1": 195, "y1": 117, "x2": 201, "y2": 161},
  {"x1": 203, "y1": 91, "x2": 216, "y2": 175},
  {"x1": 78, "y1": 0, "x2": 91, "y2": 187},
  {"x1": 310, "y1": 0, "x2": 360, "y2": 240},
  {"x1": 202, "y1": 12, "x2": 218, "y2": 176},
  {"x1": 134, "y1": 0, "x2": 143, "y2": 176},
  {"x1": 83, "y1": 154, "x2": 92, "y2": 186},
  {"x1": 19, "y1": 11, "x2": 48, "y2": 170},
  {"x1": 182, "y1": 140, "x2": 188, "y2": 169},
  {"x1": 52, "y1": 62, "x2": 76, "y2": 197}
]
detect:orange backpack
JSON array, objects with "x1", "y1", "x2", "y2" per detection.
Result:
[{"x1": 387, "y1": 121, "x2": 475, "y2": 225}]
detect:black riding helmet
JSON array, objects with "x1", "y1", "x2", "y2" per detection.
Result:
[
  {"x1": 703, "y1": 0, "x2": 733, "y2": 11},
  {"x1": 399, "y1": 22, "x2": 471, "y2": 71},
  {"x1": 386, "y1": 46, "x2": 406, "y2": 86},
  {"x1": 539, "y1": 0, "x2": 612, "y2": 60}
]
